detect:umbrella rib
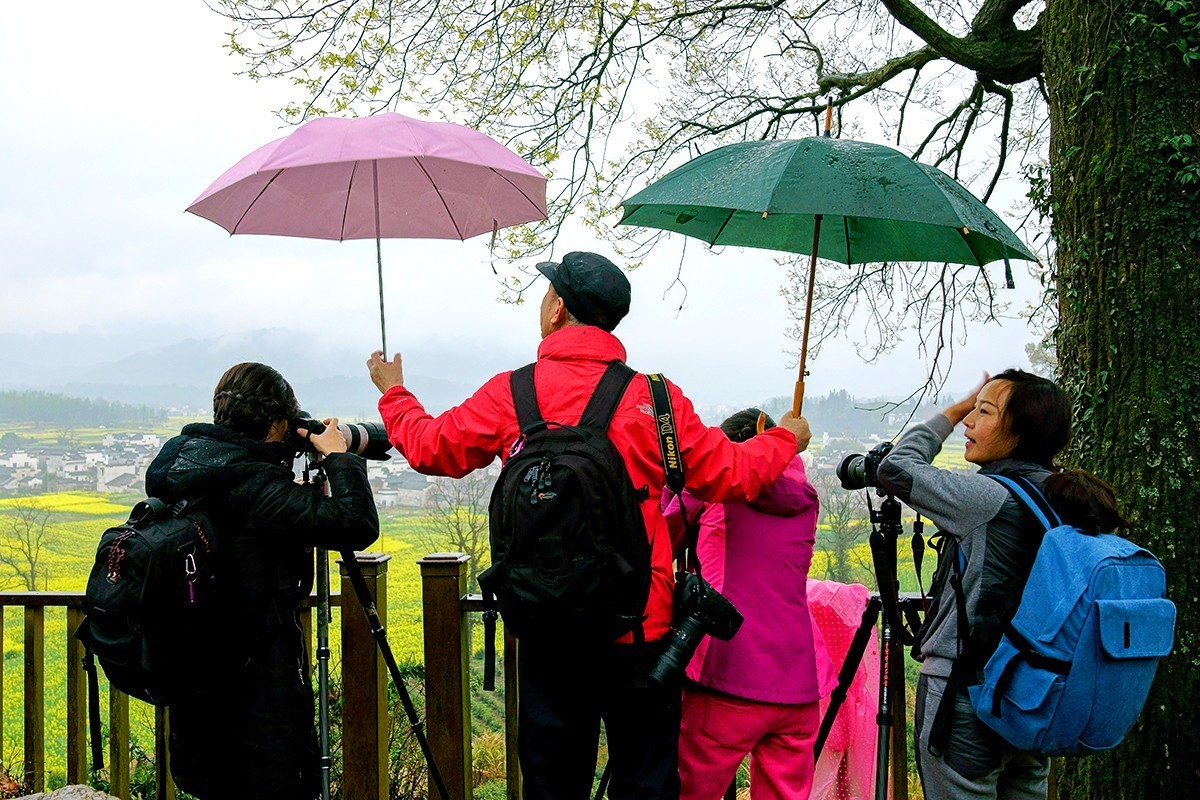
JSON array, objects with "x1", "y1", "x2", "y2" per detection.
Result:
[
  {"x1": 340, "y1": 161, "x2": 360, "y2": 242},
  {"x1": 231, "y1": 170, "x2": 284, "y2": 235},
  {"x1": 843, "y1": 217, "x2": 852, "y2": 268},
  {"x1": 413, "y1": 158, "x2": 465, "y2": 240},
  {"x1": 709, "y1": 209, "x2": 738, "y2": 245},
  {"x1": 488, "y1": 167, "x2": 549, "y2": 220}
]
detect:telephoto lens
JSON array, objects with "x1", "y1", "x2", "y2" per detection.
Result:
[
  {"x1": 648, "y1": 572, "x2": 743, "y2": 687},
  {"x1": 290, "y1": 415, "x2": 393, "y2": 461},
  {"x1": 338, "y1": 421, "x2": 393, "y2": 461},
  {"x1": 648, "y1": 615, "x2": 709, "y2": 686}
]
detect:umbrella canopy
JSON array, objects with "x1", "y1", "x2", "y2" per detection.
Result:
[
  {"x1": 619, "y1": 137, "x2": 1035, "y2": 266},
  {"x1": 618, "y1": 136, "x2": 1036, "y2": 415},
  {"x1": 188, "y1": 113, "x2": 547, "y2": 241},
  {"x1": 186, "y1": 113, "x2": 548, "y2": 353}
]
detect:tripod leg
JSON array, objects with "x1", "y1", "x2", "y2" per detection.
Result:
[
  {"x1": 875, "y1": 617, "x2": 893, "y2": 800},
  {"x1": 316, "y1": 549, "x2": 333, "y2": 800},
  {"x1": 815, "y1": 597, "x2": 882, "y2": 761},
  {"x1": 340, "y1": 550, "x2": 453, "y2": 800}
]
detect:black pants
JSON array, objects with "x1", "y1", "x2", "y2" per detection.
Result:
[
  {"x1": 518, "y1": 637, "x2": 683, "y2": 800},
  {"x1": 169, "y1": 618, "x2": 320, "y2": 800}
]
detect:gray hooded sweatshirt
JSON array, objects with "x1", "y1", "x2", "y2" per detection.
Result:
[{"x1": 877, "y1": 414, "x2": 1050, "y2": 679}]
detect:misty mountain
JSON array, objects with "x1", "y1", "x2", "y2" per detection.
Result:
[{"x1": 0, "y1": 328, "x2": 494, "y2": 417}]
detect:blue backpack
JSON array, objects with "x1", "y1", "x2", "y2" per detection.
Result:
[{"x1": 969, "y1": 475, "x2": 1176, "y2": 755}]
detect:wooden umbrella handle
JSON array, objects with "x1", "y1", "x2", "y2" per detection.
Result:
[{"x1": 793, "y1": 379, "x2": 805, "y2": 418}]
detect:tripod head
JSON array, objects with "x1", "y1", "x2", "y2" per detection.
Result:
[{"x1": 866, "y1": 490, "x2": 923, "y2": 646}]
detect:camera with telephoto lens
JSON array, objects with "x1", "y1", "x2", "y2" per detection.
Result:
[
  {"x1": 289, "y1": 413, "x2": 393, "y2": 461},
  {"x1": 648, "y1": 572, "x2": 744, "y2": 686},
  {"x1": 836, "y1": 441, "x2": 894, "y2": 490}
]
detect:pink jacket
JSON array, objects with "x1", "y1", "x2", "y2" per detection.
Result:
[{"x1": 665, "y1": 454, "x2": 833, "y2": 703}]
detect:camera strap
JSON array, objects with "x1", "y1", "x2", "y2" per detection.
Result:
[
  {"x1": 647, "y1": 373, "x2": 684, "y2": 495},
  {"x1": 648, "y1": 373, "x2": 701, "y2": 572}
]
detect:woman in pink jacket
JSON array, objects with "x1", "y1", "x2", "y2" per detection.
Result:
[{"x1": 667, "y1": 408, "x2": 833, "y2": 800}]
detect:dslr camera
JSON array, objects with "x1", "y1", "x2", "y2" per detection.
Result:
[
  {"x1": 649, "y1": 572, "x2": 743, "y2": 686},
  {"x1": 836, "y1": 441, "x2": 894, "y2": 490},
  {"x1": 288, "y1": 413, "x2": 394, "y2": 461}
]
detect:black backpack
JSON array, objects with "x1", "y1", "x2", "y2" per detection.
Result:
[
  {"x1": 75, "y1": 497, "x2": 230, "y2": 706},
  {"x1": 479, "y1": 361, "x2": 656, "y2": 650}
]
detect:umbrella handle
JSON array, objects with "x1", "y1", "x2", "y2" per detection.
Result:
[{"x1": 793, "y1": 379, "x2": 805, "y2": 418}]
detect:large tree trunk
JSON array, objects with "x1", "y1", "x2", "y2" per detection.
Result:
[{"x1": 1044, "y1": 0, "x2": 1200, "y2": 795}]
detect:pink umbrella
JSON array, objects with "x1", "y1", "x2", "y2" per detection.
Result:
[{"x1": 186, "y1": 113, "x2": 548, "y2": 351}]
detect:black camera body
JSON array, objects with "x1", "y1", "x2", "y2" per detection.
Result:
[
  {"x1": 289, "y1": 414, "x2": 394, "y2": 461},
  {"x1": 837, "y1": 441, "x2": 894, "y2": 490},
  {"x1": 648, "y1": 572, "x2": 743, "y2": 686}
]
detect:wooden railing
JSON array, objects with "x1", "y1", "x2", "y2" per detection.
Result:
[
  {"x1": 0, "y1": 552, "x2": 392, "y2": 799},
  {"x1": 4, "y1": 553, "x2": 940, "y2": 800},
  {"x1": 417, "y1": 554, "x2": 923, "y2": 800}
]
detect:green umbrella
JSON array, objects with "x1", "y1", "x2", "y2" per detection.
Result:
[{"x1": 618, "y1": 136, "x2": 1037, "y2": 415}]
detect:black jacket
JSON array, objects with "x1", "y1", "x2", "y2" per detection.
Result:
[{"x1": 147, "y1": 423, "x2": 378, "y2": 799}]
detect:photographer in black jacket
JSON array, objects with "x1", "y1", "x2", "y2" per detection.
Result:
[{"x1": 146, "y1": 362, "x2": 378, "y2": 799}]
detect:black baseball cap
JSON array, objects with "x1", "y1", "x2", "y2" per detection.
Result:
[{"x1": 536, "y1": 251, "x2": 631, "y2": 332}]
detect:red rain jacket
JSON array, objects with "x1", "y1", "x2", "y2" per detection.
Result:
[{"x1": 377, "y1": 325, "x2": 796, "y2": 640}]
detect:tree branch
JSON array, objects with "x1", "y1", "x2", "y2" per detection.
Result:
[{"x1": 881, "y1": 0, "x2": 1043, "y2": 83}]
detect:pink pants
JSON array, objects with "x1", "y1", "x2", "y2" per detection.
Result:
[{"x1": 679, "y1": 687, "x2": 821, "y2": 800}]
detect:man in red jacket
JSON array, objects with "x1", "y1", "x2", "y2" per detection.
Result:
[{"x1": 368, "y1": 251, "x2": 809, "y2": 800}]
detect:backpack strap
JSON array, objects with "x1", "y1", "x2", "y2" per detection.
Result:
[
  {"x1": 986, "y1": 474, "x2": 1063, "y2": 532},
  {"x1": 510, "y1": 364, "x2": 542, "y2": 430},
  {"x1": 579, "y1": 361, "x2": 637, "y2": 432},
  {"x1": 82, "y1": 648, "x2": 104, "y2": 770}
]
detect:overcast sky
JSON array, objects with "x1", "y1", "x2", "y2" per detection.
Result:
[{"x1": 0, "y1": 2, "x2": 1047, "y2": 412}]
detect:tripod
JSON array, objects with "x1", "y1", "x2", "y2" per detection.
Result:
[
  {"x1": 814, "y1": 492, "x2": 925, "y2": 800},
  {"x1": 303, "y1": 456, "x2": 452, "y2": 800}
]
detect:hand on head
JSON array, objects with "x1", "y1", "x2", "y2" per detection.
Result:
[
  {"x1": 944, "y1": 372, "x2": 991, "y2": 426},
  {"x1": 367, "y1": 351, "x2": 405, "y2": 394},
  {"x1": 777, "y1": 412, "x2": 812, "y2": 453}
]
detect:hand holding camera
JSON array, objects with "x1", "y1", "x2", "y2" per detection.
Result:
[
  {"x1": 296, "y1": 417, "x2": 349, "y2": 456},
  {"x1": 289, "y1": 414, "x2": 394, "y2": 461}
]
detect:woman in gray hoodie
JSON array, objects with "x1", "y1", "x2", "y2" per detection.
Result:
[{"x1": 877, "y1": 370, "x2": 1071, "y2": 800}]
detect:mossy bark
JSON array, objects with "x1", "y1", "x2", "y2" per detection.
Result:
[{"x1": 1044, "y1": 0, "x2": 1200, "y2": 795}]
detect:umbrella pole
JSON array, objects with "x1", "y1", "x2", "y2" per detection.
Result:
[
  {"x1": 376, "y1": 235, "x2": 387, "y2": 355},
  {"x1": 794, "y1": 214, "x2": 823, "y2": 418}
]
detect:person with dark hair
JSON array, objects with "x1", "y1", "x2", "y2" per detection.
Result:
[
  {"x1": 876, "y1": 369, "x2": 1073, "y2": 800},
  {"x1": 666, "y1": 408, "x2": 833, "y2": 800},
  {"x1": 1043, "y1": 469, "x2": 1129, "y2": 536},
  {"x1": 146, "y1": 362, "x2": 379, "y2": 800},
  {"x1": 367, "y1": 252, "x2": 811, "y2": 800}
]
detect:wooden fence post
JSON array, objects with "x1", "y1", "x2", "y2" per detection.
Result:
[
  {"x1": 504, "y1": 629, "x2": 522, "y2": 800},
  {"x1": 24, "y1": 607, "x2": 44, "y2": 793},
  {"x1": 340, "y1": 552, "x2": 391, "y2": 800},
  {"x1": 1, "y1": 609, "x2": 5, "y2": 752},
  {"x1": 66, "y1": 606, "x2": 88, "y2": 784},
  {"x1": 418, "y1": 553, "x2": 472, "y2": 800},
  {"x1": 109, "y1": 690, "x2": 130, "y2": 799}
]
